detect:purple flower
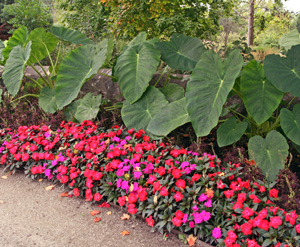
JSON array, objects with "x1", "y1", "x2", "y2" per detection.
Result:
[
  {"x1": 192, "y1": 205, "x2": 199, "y2": 211},
  {"x1": 212, "y1": 227, "x2": 222, "y2": 239},
  {"x1": 133, "y1": 171, "x2": 143, "y2": 180},
  {"x1": 44, "y1": 132, "x2": 51, "y2": 138},
  {"x1": 180, "y1": 161, "x2": 189, "y2": 169},
  {"x1": 51, "y1": 160, "x2": 58, "y2": 166},
  {"x1": 122, "y1": 165, "x2": 130, "y2": 172},
  {"x1": 133, "y1": 182, "x2": 139, "y2": 192},
  {"x1": 121, "y1": 180, "x2": 129, "y2": 192},
  {"x1": 116, "y1": 169, "x2": 125, "y2": 177},
  {"x1": 189, "y1": 221, "x2": 195, "y2": 228},
  {"x1": 44, "y1": 169, "x2": 51, "y2": 177},
  {"x1": 193, "y1": 212, "x2": 203, "y2": 224},
  {"x1": 125, "y1": 136, "x2": 131, "y2": 141},
  {"x1": 200, "y1": 210, "x2": 211, "y2": 222},
  {"x1": 116, "y1": 178, "x2": 122, "y2": 188},
  {"x1": 204, "y1": 198, "x2": 212, "y2": 208},
  {"x1": 182, "y1": 214, "x2": 188, "y2": 223},
  {"x1": 198, "y1": 193, "x2": 208, "y2": 202},
  {"x1": 112, "y1": 136, "x2": 120, "y2": 142}
]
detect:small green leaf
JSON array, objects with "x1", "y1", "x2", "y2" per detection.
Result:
[
  {"x1": 50, "y1": 26, "x2": 92, "y2": 45},
  {"x1": 217, "y1": 117, "x2": 247, "y2": 147},
  {"x1": 280, "y1": 104, "x2": 300, "y2": 145},
  {"x1": 64, "y1": 100, "x2": 82, "y2": 122},
  {"x1": 75, "y1": 93, "x2": 102, "y2": 122},
  {"x1": 38, "y1": 86, "x2": 57, "y2": 113},
  {"x1": 2, "y1": 42, "x2": 32, "y2": 96},
  {"x1": 147, "y1": 97, "x2": 190, "y2": 136},
  {"x1": 155, "y1": 33, "x2": 206, "y2": 71},
  {"x1": 248, "y1": 130, "x2": 289, "y2": 181},
  {"x1": 121, "y1": 86, "x2": 168, "y2": 131},
  {"x1": 159, "y1": 83, "x2": 184, "y2": 102}
]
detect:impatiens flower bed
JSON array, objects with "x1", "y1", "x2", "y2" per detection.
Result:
[{"x1": 0, "y1": 121, "x2": 300, "y2": 247}]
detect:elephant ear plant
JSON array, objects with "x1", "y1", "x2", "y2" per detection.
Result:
[{"x1": 1, "y1": 25, "x2": 110, "y2": 121}]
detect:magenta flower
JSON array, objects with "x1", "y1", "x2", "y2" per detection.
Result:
[
  {"x1": 182, "y1": 214, "x2": 188, "y2": 223},
  {"x1": 212, "y1": 227, "x2": 222, "y2": 239},
  {"x1": 198, "y1": 193, "x2": 208, "y2": 202},
  {"x1": 116, "y1": 178, "x2": 122, "y2": 188},
  {"x1": 204, "y1": 199, "x2": 212, "y2": 208}
]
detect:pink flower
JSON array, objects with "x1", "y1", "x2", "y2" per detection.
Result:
[
  {"x1": 212, "y1": 227, "x2": 222, "y2": 239},
  {"x1": 198, "y1": 193, "x2": 208, "y2": 202},
  {"x1": 204, "y1": 199, "x2": 212, "y2": 208}
]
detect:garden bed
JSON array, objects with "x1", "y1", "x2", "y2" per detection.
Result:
[{"x1": 1, "y1": 121, "x2": 300, "y2": 246}]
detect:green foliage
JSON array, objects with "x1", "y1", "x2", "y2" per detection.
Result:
[
  {"x1": 248, "y1": 130, "x2": 288, "y2": 181},
  {"x1": 1, "y1": 0, "x2": 53, "y2": 32},
  {"x1": 0, "y1": 0, "x2": 15, "y2": 23}
]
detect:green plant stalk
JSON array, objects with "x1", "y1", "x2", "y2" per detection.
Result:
[
  {"x1": 287, "y1": 96, "x2": 296, "y2": 109},
  {"x1": 97, "y1": 71, "x2": 117, "y2": 80},
  {"x1": 43, "y1": 43, "x2": 55, "y2": 75},
  {"x1": 232, "y1": 87, "x2": 243, "y2": 99},
  {"x1": 54, "y1": 42, "x2": 61, "y2": 70},
  {"x1": 270, "y1": 116, "x2": 281, "y2": 131},
  {"x1": 10, "y1": 94, "x2": 39, "y2": 103},
  {"x1": 27, "y1": 62, "x2": 51, "y2": 87},
  {"x1": 24, "y1": 75, "x2": 43, "y2": 89},
  {"x1": 163, "y1": 69, "x2": 172, "y2": 87},
  {"x1": 154, "y1": 65, "x2": 169, "y2": 87},
  {"x1": 32, "y1": 54, "x2": 53, "y2": 88}
]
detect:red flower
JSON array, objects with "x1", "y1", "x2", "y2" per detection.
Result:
[
  {"x1": 147, "y1": 175, "x2": 157, "y2": 185},
  {"x1": 133, "y1": 153, "x2": 142, "y2": 162},
  {"x1": 172, "y1": 169, "x2": 182, "y2": 179},
  {"x1": 157, "y1": 167, "x2": 166, "y2": 176},
  {"x1": 160, "y1": 186, "x2": 169, "y2": 197},
  {"x1": 241, "y1": 223, "x2": 252, "y2": 235},
  {"x1": 295, "y1": 224, "x2": 300, "y2": 234},
  {"x1": 153, "y1": 181, "x2": 161, "y2": 193},
  {"x1": 146, "y1": 215, "x2": 155, "y2": 227},
  {"x1": 242, "y1": 207, "x2": 254, "y2": 220},
  {"x1": 173, "y1": 191, "x2": 184, "y2": 202},
  {"x1": 174, "y1": 210, "x2": 184, "y2": 219},
  {"x1": 94, "y1": 193, "x2": 102, "y2": 202},
  {"x1": 258, "y1": 219, "x2": 269, "y2": 231},
  {"x1": 192, "y1": 173, "x2": 201, "y2": 182},
  {"x1": 227, "y1": 230, "x2": 237, "y2": 241},
  {"x1": 118, "y1": 196, "x2": 126, "y2": 207},
  {"x1": 128, "y1": 204, "x2": 137, "y2": 215},
  {"x1": 128, "y1": 193, "x2": 137, "y2": 204},
  {"x1": 224, "y1": 190, "x2": 234, "y2": 199},
  {"x1": 175, "y1": 179, "x2": 186, "y2": 189},
  {"x1": 270, "y1": 216, "x2": 282, "y2": 229},
  {"x1": 172, "y1": 217, "x2": 182, "y2": 227},
  {"x1": 138, "y1": 189, "x2": 147, "y2": 201},
  {"x1": 73, "y1": 188, "x2": 80, "y2": 197},
  {"x1": 61, "y1": 175, "x2": 69, "y2": 184},
  {"x1": 269, "y1": 188, "x2": 279, "y2": 198}
]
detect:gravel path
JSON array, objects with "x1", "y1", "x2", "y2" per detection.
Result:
[{"x1": 0, "y1": 168, "x2": 187, "y2": 247}]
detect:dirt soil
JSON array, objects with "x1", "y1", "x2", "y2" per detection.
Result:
[{"x1": 0, "y1": 168, "x2": 187, "y2": 247}]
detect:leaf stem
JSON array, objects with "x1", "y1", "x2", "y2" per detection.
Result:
[
  {"x1": 97, "y1": 71, "x2": 117, "y2": 80},
  {"x1": 24, "y1": 75, "x2": 43, "y2": 89},
  {"x1": 32, "y1": 54, "x2": 53, "y2": 88},
  {"x1": 10, "y1": 94, "x2": 39, "y2": 103},
  {"x1": 154, "y1": 65, "x2": 169, "y2": 87},
  {"x1": 163, "y1": 68, "x2": 172, "y2": 87},
  {"x1": 287, "y1": 96, "x2": 296, "y2": 109},
  {"x1": 27, "y1": 62, "x2": 50, "y2": 87}
]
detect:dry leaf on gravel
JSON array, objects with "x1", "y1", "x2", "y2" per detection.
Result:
[
  {"x1": 0, "y1": 200, "x2": 4, "y2": 204},
  {"x1": 44, "y1": 185, "x2": 55, "y2": 191},
  {"x1": 60, "y1": 192, "x2": 69, "y2": 197},
  {"x1": 121, "y1": 230, "x2": 130, "y2": 236},
  {"x1": 93, "y1": 217, "x2": 101, "y2": 222},
  {"x1": 1, "y1": 175, "x2": 8, "y2": 179},
  {"x1": 91, "y1": 210, "x2": 101, "y2": 216},
  {"x1": 107, "y1": 211, "x2": 112, "y2": 215},
  {"x1": 38, "y1": 178, "x2": 43, "y2": 182},
  {"x1": 187, "y1": 234, "x2": 197, "y2": 246},
  {"x1": 121, "y1": 213, "x2": 130, "y2": 220}
]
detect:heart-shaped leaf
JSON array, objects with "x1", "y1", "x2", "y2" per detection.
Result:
[
  {"x1": 248, "y1": 130, "x2": 289, "y2": 181},
  {"x1": 2, "y1": 42, "x2": 32, "y2": 96},
  {"x1": 64, "y1": 99, "x2": 82, "y2": 122},
  {"x1": 217, "y1": 117, "x2": 248, "y2": 147},
  {"x1": 38, "y1": 86, "x2": 57, "y2": 113},
  {"x1": 55, "y1": 43, "x2": 107, "y2": 109},
  {"x1": 264, "y1": 45, "x2": 300, "y2": 97},
  {"x1": 280, "y1": 104, "x2": 300, "y2": 145},
  {"x1": 115, "y1": 42, "x2": 160, "y2": 104},
  {"x1": 240, "y1": 60, "x2": 283, "y2": 125},
  {"x1": 186, "y1": 49, "x2": 244, "y2": 137},
  {"x1": 155, "y1": 33, "x2": 206, "y2": 71},
  {"x1": 74, "y1": 93, "x2": 102, "y2": 122},
  {"x1": 2, "y1": 26, "x2": 28, "y2": 61},
  {"x1": 50, "y1": 26, "x2": 92, "y2": 45},
  {"x1": 147, "y1": 97, "x2": 190, "y2": 136},
  {"x1": 159, "y1": 83, "x2": 184, "y2": 102},
  {"x1": 121, "y1": 86, "x2": 168, "y2": 131},
  {"x1": 279, "y1": 30, "x2": 300, "y2": 50},
  {"x1": 28, "y1": 28, "x2": 59, "y2": 63}
]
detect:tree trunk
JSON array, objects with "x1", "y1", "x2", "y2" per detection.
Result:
[{"x1": 248, "y1": 0, "x2": 255, "y2": 46}]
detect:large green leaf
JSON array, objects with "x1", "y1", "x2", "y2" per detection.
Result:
[
  {"x1": 279, "y1": 30, "x2": 300, "y2": 50},
  {"x1": 159, "y1": 83, "x2": 184, "y2": 102},
  {"x1": 64, "y1": 99, "x2": 82, "y2": 122},
  {"x1": 0, "y1": 89, "x2": 2, "y2": 103},
  {"x1": 2, "y1": 42, "x2": 32, "y2": 96},
  {"x1": 50, "y1": 26, "x2": 92, "y2": 45},
  {"x1": 2, "y1": 26, "x2": 28, "y2": 61},
  {"x1": 217, "y1": 117, "x2": 247, "y2": 147},
  {"x1": 264, "y1": 45, "x2": 300, "y2": 97},
  {"x1": 240, "y1": 60, "x2": 283, "y2": 124},
  {"x1": 75, "y1": 93, "x2": 102, "y2": 123},
  {"x1": 0, "y1": 40, "x2": 4, "y2": 62},
  {"x1": 38, "y1": 86, "x2": 57, "y2": 113},
  {"x1": 280, "y1": 104, "x2": 300, "y2": 145},
  {"x1": 186, "y1": 49, "x2": 244, "y2": 137},
  {"x1": 121, "y1": 86, "x2": 168, "y2": 131},
  {"x1": 115, "y1": 42, "x2": 161, "y2": 104},
  {"x1": 55, "y1": 43, "x2": 107, "y2": 109},
  {"x1": 248, "y1": 130, "x2": 289, "y2": 181},
  {"x1": 28, "y1": 28, "x2": 59, "y2": 63},
  {"x1": 155, "y1": 33, "x2": 206, "y2": 71},
  {"x1": 147, "y1": 97, "x2": 190, "y2": 136}
]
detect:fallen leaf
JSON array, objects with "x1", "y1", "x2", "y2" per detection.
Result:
[
  {"x1": 1, "y1": 175, "x2": 8, "y2": 180},
  {"x1": 38, "y1": 178, "x2": 43, "y2": 182},
  {"x1": 129, "y1": 183, "x2": 134, "y2": 192},
  {"x1": 60, "y1": 192, "x2": 69, "y2": 197},
  {"x1": 153, "y1": 195, "x2": 158, "y2": 204},
  {"x1": 121, "y1": 213, "x2": 130, "y2": 220},
  {"x1": 121, "y1": 230, "x2": 130, "y2": 236},
  {"x1": 187, "y1": 234, "x2": 197, "y2": 247},
  {"x1": 107, "y1": 211, "x2": 112, "y2": 215},
  {"x1": 91, "y1": 210, "x2": 101, "y2": 216},
  {"x1": 0, "y1": 200, "x2": 4, "y2": 204},
  {"x1": 93, "y1": 217, "x2": 101, "y2": 222},
  {"x1": 45, "y1": 185, "x2": 55, "y2": 191}
]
